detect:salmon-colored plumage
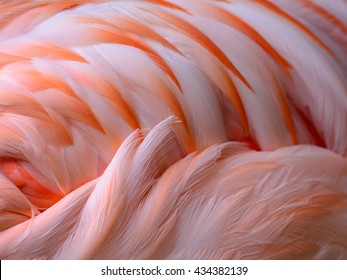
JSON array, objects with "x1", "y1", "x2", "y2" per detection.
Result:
[{"x1": 0, "y1": 0, "x2": 346, "y2": 259}]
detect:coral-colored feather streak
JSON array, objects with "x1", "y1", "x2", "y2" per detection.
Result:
[{"x1": 0, "y1": 0, "x2": 347, "y2": 259}]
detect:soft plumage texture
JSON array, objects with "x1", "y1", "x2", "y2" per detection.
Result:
[{"x1": 0, "y1": 0, "x2": 346, "y2": 259}]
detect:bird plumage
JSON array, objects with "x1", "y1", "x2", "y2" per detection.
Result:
[{"x1": 0, "y1": 0, "x2": 346, "y2": 259}]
